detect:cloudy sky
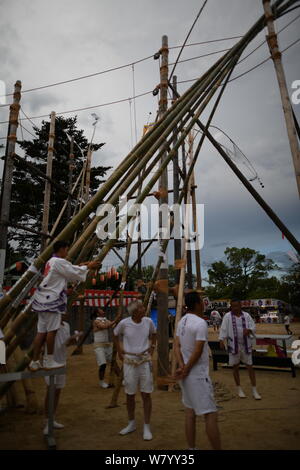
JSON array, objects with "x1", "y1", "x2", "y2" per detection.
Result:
[{"x1": 0, "y1": 0, "x2": 299, "y2": 281}]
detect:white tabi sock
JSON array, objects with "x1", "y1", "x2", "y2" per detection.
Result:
[
  {"x1": 237, "y1": 386, "x2": 246, "y2": 398},
  {"x1": 119, "y1": 420, "x2": 136, "y2": 435},
  {"x1": 143, "y1": 423, "x2": 152, "y2": 441},
  {"x1": 252, "y1": 387, "x2": 261, "y2": 400}
]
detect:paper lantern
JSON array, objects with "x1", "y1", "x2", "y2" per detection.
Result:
[
  {"x1": 115, "y1": 272, "x2": 119, "y2": 280},
  {"x1": 107, "y1": 271, "x2": 111, "y2": 279},
  {"x1": 100, "y1": 274, "x2": 105, "y2": 282},
  {"x1": 92, "y1": 278, "x2": 97, "y2": 286}
]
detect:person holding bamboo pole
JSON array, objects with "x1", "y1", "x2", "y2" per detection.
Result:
[
  {"x1": 29, "y1": 241, "x2": 100, "y2": 371},
  {"x1": 43, "y1": 314, "x2": 83, "y2": 435},
  {"x1": 114, "y1": 300, "x2": 156, "y2": 441},
  {"x1": 93, "y1": 308, "x2": 120, "y2": 388},
  {"x1": 174, "y1": 291, "x2": 221, "y2": 450}
]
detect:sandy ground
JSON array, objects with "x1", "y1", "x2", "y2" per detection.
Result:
[{"x1": 0, "y1": 322, "x2": 300, "y2": 450}]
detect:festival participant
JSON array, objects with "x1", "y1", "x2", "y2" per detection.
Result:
[
  {"x1": 283, "y1": 312, "x2": 293, "y2": 335},
  {"x1": 93, "y1": 308, "x2": 120, "y2": 388},
  {"x1": 219, "y1": 299, "x2": 261, "y2": 400},
  {"x1": 114, "y1": 300, "x2": 156, "y2": 441},
  {"x1": 174, "y1": 291, "x2": 221, "y2": 450},
  {"x1": 43, "y1": 315, "x2": 83, "y2": 435},
  {"x1": 29, "y1": 240, "x2": 100, "y2": 371},
  {"x1": 210, "y1": 309, "x2": 222, "y2": 332}
]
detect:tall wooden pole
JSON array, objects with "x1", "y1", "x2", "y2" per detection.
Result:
[
  {"x1": 263, "y1": 0, "x2": 300, "y2": 197},
  {"x1": 83, "y1": 147, "x2": 93, "y2": 204},
  {"x1": 41, "y1": 111, "x2": 55, "y2": 252},
  {"x1": 172, "y1": 75, "x2": 181, "y2": 285},
  {"x1": 186, "y1": 133, "x2": 194, "y2": 289},
  {"x1": 191, "y1": 171, "x2": 202, "y2": 289},
  {"x1": 157, "y1": 35, "x2": 169, "y2": 382},
  {"x1": 66, "y1": 136, "x2": 74, "y2": 222},
  {"x1": 0, "y1": 81, "x2": 22, "y2": 287}
]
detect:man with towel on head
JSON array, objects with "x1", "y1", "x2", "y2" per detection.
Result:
[{"x1": 219, "y1": 298, "x2": 261, "y2": 400}]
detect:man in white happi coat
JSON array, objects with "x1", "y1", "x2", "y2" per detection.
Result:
[
  {"x1": 174, "y1": 291, "x2": 221, "y2": 450},
  {"x1": 114, "y1": 300, "x2": 156, "y2": 441},
  {"x1": 219, "y1": 299, "x2": 261, "y2": 400},
  {"x1": 29, "y1": 240, "x2": 100, "y2": 371}
]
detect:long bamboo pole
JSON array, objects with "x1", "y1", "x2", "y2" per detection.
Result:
[
  {"x1": 41, "y1": 111, "x2": 55, "y2": 252},
  {"x1": 263, "y1": 0, "x2": 300, "y2": 197}
]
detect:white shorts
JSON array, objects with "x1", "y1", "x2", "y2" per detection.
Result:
[
  {"x1": 94, "y1": 345, "x2": 113, "y2": 366},
  {"x1": 181, "y1": 375, "x2": 217, "y2": 416},
  {"x1": 44, "y1": 374, "x2": 66, "y2": 389},
  {"x1": 37, "y1": 312, "x2": 62, "y2": 333},
  {"x1": 123, "y1": 357, "x2": 153, "y2": 395},
  {"x1": 229, "y1": 348, "x2": 253, "y2": 366}
]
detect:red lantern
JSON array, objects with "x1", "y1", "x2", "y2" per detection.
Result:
[
  {"x1": 100, "y1": 274, "x2": 104, "y2": 282},
  {"x1": 115, "y1": 271, "x2": 119, "y2": 280},
  {"x1": 92, "y1": 278, "x2": 97, "y2": 286},
  {"x1": 107, "y1": 271, "x2": 111, "y2": 279}
]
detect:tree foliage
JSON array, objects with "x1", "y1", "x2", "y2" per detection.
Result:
[
  {"x1": 7, "y1": 115, "x2": 111, "y2": 261},
  {"x1": 206, "y1": 247, "x2": 278, "y2": 299}
]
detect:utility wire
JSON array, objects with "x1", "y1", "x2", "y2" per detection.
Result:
[
  {"x1": 0, "y1": 31, "x2": 298, "y2": 125},
  {"x1": 169, "y1": 0, "x2": 209, "y2": 82},
  {"x1": 177, "y1": 36, "x2": 300, "y2": 86},
  {"x1": 0, "y1": 9, "x2": 297, "y2": 103},
  {"x1": 0, "y1": 36, "x2": 244, "y2": 100}
]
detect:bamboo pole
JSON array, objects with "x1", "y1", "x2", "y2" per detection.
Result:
[
  {"x1": 172, "y1": 75, "x2": 181, "y2": 286},
  {"x1": 263, "y1": 0, "x2": 300, "y2": 197},
  {"x1": 0, "y1": 81, "x2": 22, "y2": 287},
  {"x1": 41, "y1": 111, "x2": 55, "y2": 252},
  {"x1": 191, "y1": 170, "x2": 202, "y2": 289},
  {"x1": 186, "y1": 132, "x2": 194, "y2": 289},
  {"x1": 66, "y1": 136, "x2": 74, "y2": 222},
  {"x1": 170, "y1": 169, "x2": 193, "y2": 378}
]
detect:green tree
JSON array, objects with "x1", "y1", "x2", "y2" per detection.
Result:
[
  {"x1": 206, "y1": 247, "x2": 277, "y2": 299},
  {"x1": 279, "y1": 262, "x2": 300, "y2": 308},
  {"x1": 7, "y1": 115, "x2": 111, "y2": 261}
]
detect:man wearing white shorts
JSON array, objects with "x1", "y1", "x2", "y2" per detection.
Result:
[
  {"x1": 174, "y1": 291, "x2": 221, "y2": 450},
  {"x1": 43, "y1": 315, "x2": 83, "y2": 435},
  {"x1": 219, "y1": 299, "x2": 261, "y2": 400},
  {"x1": 114, "y1": 300, "x2": 156, "y2": 441},
  {"x1": 93, "y1": 308, "x2": 120, "y2": 388},
  {"x1": 29, "y1": 240, "x2": 100, "y2": 371}
]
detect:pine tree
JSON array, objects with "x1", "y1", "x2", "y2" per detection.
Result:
[{"x1": 8, "y1": 115, "x2": 111, "y2": 261}]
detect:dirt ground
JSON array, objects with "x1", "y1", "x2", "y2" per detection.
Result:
[{"x1": 0, "y1": 322, "x2": 299, "y2": 450}]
